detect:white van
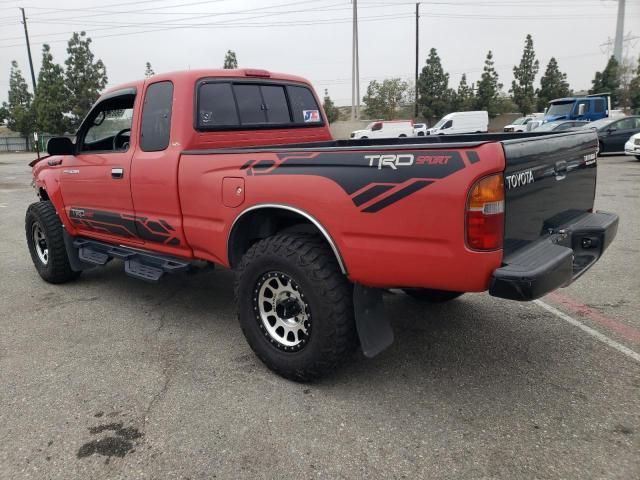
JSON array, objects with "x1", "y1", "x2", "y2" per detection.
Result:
[
  {"x1": 351, "y1": 120, "x2": 414, "y2": 139},
  {"x1": 426, "y1": 111, "x2": 488, "y2": 135}
]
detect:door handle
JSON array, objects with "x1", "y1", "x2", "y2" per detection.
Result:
[{"x1": 111, "y1": 167, "x2": 124, "y2": 179}]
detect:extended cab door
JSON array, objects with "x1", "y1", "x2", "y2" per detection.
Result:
[
  {"x1": 60, "y1": 90, "x2": 139, "y2": 242},
  {"x1": 129, "y1": 80, "x2": 189, "y2": 256}
]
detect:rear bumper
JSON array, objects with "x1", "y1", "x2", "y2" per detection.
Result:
[{"x1": 489, "y1": 211, "x2": 618, "y2": 301}]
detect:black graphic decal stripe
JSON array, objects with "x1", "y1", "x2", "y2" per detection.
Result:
[
  {"x1": 466, "y1": 151, "x2": 480, "y2": 164},
  {"x1": 240, "y1": 160, "x2": 254, "y2": 170},
  {"x1": 69, "y1": 208, "x2": 180, "y2": 245},
  {"x1": 362, "y1": 181, "x2": 432, "y2": 213},
  {"x1": 243, "y1": 150, "x2": 466, "y2": 213},
  {"x1": 352, "y1": 184, "x2": 394, "y2": 207}
]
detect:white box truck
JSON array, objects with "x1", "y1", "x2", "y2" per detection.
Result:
[{"x1": 426, "y1": 111, "x2": 488, "y2": 135}]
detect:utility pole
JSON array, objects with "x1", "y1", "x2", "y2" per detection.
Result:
[
  {"x1": 613, "y1": 0, "x2": 625, "y2": 62},
  {"x1": 414, "y1": 2, "x2": 420, "y2": 118},
  {"x1": 20, "y1": 7, "x2": 40, "y2": 158},
  {"x1": 351, "y1": 0, "x2": 360, "y2": 120}
]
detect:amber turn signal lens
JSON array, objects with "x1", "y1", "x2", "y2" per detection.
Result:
[{"x1": 466, "y1": 174, "x2": 504, "y2": 251}]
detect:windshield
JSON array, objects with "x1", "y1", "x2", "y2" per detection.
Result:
[
  {"x1": 581, "y1": 118, "x2": 613, "y2": 130},
  {"x1": 433, "y1": 117, "x2": 448, "y2": 129},
  {"x1": 414, "y1": 124, "x2": 425, "y2": 129},
  {"x1": 547, "y1": 102, "x2": 574, "y2": 117},
  {"x1": 365, "y1": 122, "x2": 377, "y2": 130},
  {"x1": 512, "y1": 117, "x2": 527, "y2": 125}
]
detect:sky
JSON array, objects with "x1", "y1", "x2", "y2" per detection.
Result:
[{"x1": 0, "y1": 0, "x2": 639, "y2": 107}]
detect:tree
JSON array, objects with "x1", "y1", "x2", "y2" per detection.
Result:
[
  {"x1": 2, "y1": 60, "x2": 34, "y2": 136},
  {"x1": 510, "y1": 34, "x2": 539, "y2": 115},
  {"x1": 33, "y1": 44, "x2": 68, "y2": 134},
  {"x1": 590, "y1": 56, "x2": 621, "y2": 107},
  {"x1": 144, "y1": 62, "x2": 155, "y2": 78},
  {"x1": 629, "y1": 56, "x2": 640, "y2": 113},
  {"x1": 454, "y1": 73, "x2": 474, "y2": 111},
  {"x1": 362, "y1": 78, "x2": 410, "y2": 120},
  {"x1": 417, "y1": 48, "x2": 450, "y2": 121},
  {"x1": 322, "y1": 89, "x2": 340, "y2": 123},
  {"x1": 223, "y1": 50, "x2": 238, "y2": 69},
  {"x1": 475, "y1": 50, "x2": 503, "y2": 118},
  {"x1": 0, "y1": 104, "x2": 7, "y2": 125},
  {"x1": 64, "y1": 31, "x2": 108, "y2": 130},
  {"x1": 536, "y1": 57, "x2": 571, "y2": 111}
]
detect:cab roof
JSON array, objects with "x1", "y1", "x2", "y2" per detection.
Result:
[{"x1": 103, "y1": 68, "x2": 313, "y2": 96}]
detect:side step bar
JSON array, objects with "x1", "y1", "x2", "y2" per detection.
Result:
[{"x1": 66, "y1": 234, "x2": 192, "y2": 283}]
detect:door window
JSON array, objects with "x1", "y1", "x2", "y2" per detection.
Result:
[
  {"x1": 594, "y1": 99, "x2": 606, "y2": 113},
  {"x1": 442, "y1": 120, "x2": 453, "y2": 129},
  {"x1": 80, "y1": 95, "x2": 135, "y2": 153},
  {"x1": 575, "y1": 101, "x2": 589, "y2": 116},
  {"x1": 140, "y1": 81, "x2": 173, "y2": 152}
]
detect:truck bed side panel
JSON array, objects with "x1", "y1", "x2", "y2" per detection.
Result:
[{"x1": 178, "y1": 142, "x2": 505, "y2": 291}]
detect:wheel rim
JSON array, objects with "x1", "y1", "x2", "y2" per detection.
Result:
[
  {"x1": 254, "y1": 271, "x2": 311, "y2": 352},
  {"x1": 32, "y1": 222, "x2": 49, "y2": 265}
]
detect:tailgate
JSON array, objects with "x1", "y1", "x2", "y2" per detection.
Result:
[{"x1": 501, "y1": 131, "x2": 598, "y2": 254}]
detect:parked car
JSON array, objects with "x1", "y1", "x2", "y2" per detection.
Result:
[
  {"x1": 28, "y1": 68, "x2": 618, "y2": 381},
  {"x1": 533, "y1": 120, "x2": 590, "y2": 132},
  {"x1": 544, "y1": 94, "x2": 610, "y2": 123},
  {"x1": 581, "y1": 116, "x2": 640, "y2": 155},
  {"x1": 351, "y1": 120, "x2": 414, "y2": 139},
  {"x1": 503, "y1": 116, "x2": 535, "y2": 132},
  {"x1": 413, "y1": 123, "x2": 428, "y2": 136},
  {"x1": 426, "y1": 111, "x2": 488, "y2": 135},
  {"x1": 624, "y1": 132, "x2": 640, "y2": 160}
]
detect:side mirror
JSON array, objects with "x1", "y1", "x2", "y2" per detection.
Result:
[
  {"x1": 577, "y1": 104, "x2": 586, "y2": 116},
  {"x1": 47, "y1": 137, "x2": 75, "y2": 156}
]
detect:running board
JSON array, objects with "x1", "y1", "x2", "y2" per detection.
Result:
[{"x1": 72, "y1": 238, "x2": 191, "y2": 283}]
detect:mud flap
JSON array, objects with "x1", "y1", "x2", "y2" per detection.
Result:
[{"x1": 353, "y1": 284, "x2": 394, "y2": 358}]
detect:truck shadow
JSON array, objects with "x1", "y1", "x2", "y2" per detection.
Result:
[{"x1": 72, "y1": 260, "x2": 584, "y2": 399}]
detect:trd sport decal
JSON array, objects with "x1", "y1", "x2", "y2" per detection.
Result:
[
  {"x1": 240, "y1": 150, "x2": 468, "y2": 213},
  {"x1": 69, "y1": 208, "x2": 180, "y2": 245}
]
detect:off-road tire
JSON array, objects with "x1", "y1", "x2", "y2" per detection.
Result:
[
  {"x1": 403, "y1": 288, "x2": 463, "y2": 303},
  {"x1": 235, "y1": 233, "x2": 357, "y2": 382},
  {"x1": 25, "y1": 201, "x2": 81, "y2": 284}
]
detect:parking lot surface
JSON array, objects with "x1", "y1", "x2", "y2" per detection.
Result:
[{"x1": 1, "y1": 152, "x2": 639, "y2": 479}]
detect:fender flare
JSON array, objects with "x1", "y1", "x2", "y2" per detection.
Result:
[{"x1": 228, "y1": 203, "x2": 347, "y2": 275}]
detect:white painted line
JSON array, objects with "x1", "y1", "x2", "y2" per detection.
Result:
[{"x1": 534, "y1": 299, "x2": 640, "y2": 364}]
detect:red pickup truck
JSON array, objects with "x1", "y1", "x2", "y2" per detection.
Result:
[{"x1": 27, "y1": 69, "x2": 618, "y2": 381}]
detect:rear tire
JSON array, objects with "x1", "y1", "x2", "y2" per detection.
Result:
[
  {"x1": 403, "y1": 288, "x2": 463, "y2": 303},
  {"x1": 235, "y1": 233, "x2": 357, "y2": 382},
  {"x1": 635, "y1": 155, "x2": 640, "y2": 161},
  {"x1": 25, "y1": 201, "x2": 81, "y2": 284},
  {"x1": 598, "y1": 141, "x2": 604, "y2": 156}
]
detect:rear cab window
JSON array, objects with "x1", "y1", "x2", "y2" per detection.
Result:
[{"x1": 196, "y1": 79, "x2": 323, "y2": 130}]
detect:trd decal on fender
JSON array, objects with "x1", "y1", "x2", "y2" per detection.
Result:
[
  {"x1": 68, "y1": 208, "x2": 180, "y2": 245},
  {"x1": 241, "y1": 151, "x2": 466, "y2": 213}
]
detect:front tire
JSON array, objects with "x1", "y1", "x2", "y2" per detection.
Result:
[
  {"x1": 403, "y1": 288, "x2": 463, "y2": 303},
  {"x1": 235, "y1": 233, "x2": 357, "y2": 382},
  {"x1": 635, "y1": 155, "x2": 640, "y2": 161},
  {"x1": 25, "y1": 201, "x2": 81, "y2": 284}
]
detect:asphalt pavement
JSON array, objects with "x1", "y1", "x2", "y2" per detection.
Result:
[{"x1": 0, "y1": 152, "x2": 638, "y2": 479}]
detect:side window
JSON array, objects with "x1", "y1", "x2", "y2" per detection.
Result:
[
  {"x1": 261, "y1": 85, "x2": 290, "y2": 123},
  {"x1": 575, "y1": 100, "x2": 589, "y2": 116},
  {"x1": 140, "y1": 81, "x2": 173, "y2": 152},
  {"x1": 594, "y1": 99, "x2": 606, "y2": 113},
  {"x1": 371, "y1": 122, "x2": 382, "y2": 131},
  {"x1": 199, "y1": 83, "x2": 239, "y2": 127},
  {"x1": 442, "y1": 120, "x2": 453, "y2": 129},
  {"x1": 287, "y1": 85, "x2": 322, "y2": 124},
  {"x1": 234, "y1": 84, "x2": 266, "y2": 124},
  {"x1": 81, "y1": 95, "x2": 135, "y2": 153}
]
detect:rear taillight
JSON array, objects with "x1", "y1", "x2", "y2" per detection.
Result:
[{"x1": 466, "y1": 173, "x2": 504, "y2": 250}]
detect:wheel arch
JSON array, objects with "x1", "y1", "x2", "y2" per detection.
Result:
[{"x1": 227, "y1": 204, "x2": 347, "y2": 274}]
